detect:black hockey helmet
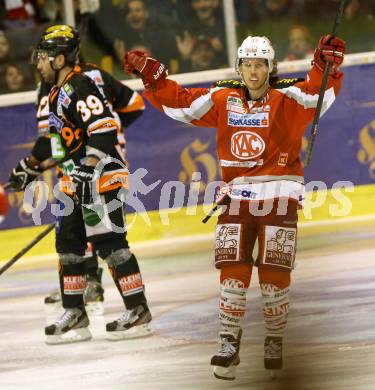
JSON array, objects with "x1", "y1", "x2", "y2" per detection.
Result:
[{"x1": 31, "y1": 24, "x2": 80, "y2": 66}]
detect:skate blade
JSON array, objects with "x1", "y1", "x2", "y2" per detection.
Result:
[
  {"x1": 213, "y1": 365, "x2": 236, "y2": 381},
  {"x1": 106, "y1": 323, "x2": 152, "y2": 341},
  {"x1": 85, "y1": 301, "x2": 104, "y2": 316},
  {"x1": 45, "y1": 327, "x2": 92, "y2": 345}
]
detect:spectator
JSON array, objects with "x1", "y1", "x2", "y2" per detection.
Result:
[
  {"x1": 262, "y1": 0, "x2": 295, "y2": 19},
  {"x1": 3, "y1": 0, "x2": 38, "y2": 29},
  {"x1": 0, "y1": 31, "x2": 10, "y2": 63},
  {"x1": 1, "y1": 61, "x2": 34, "y2": 93},
  {"x1": 38, "y1": 0, "x2": 64, "y2": 24},
  {"x1": 179, "y1": 35, "x2": 223, "y2": 72},
  {"x1": 112, "y1": 0, "x2": 178, "y2": 71},
  {"x1": 177, "y1": 0, "x2": 228, "y2": 67},
  {"x1": 284, "y1": 25, "x2": 314, "y2": 61}
]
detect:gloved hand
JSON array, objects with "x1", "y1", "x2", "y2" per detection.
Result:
[
  {"x1": 70, "y1": 165, "x2": 98, "y2": 205},
  {"x1": 313, "y1": 34, "x2": 345, "y2": 75},
  {"x1": 8, "y1": 157, "x2": 42, "y2": 191},
  {"x1": 123, "y1": 50, "x2": 168, "y2": 89}
]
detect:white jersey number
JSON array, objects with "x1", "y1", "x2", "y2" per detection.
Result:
[
  {"x1": 37, "y1": 96, "x2": 49, "y2": 118},
  {"x1": 76, "y1": 95, "x2": 104, "y2": 122}
]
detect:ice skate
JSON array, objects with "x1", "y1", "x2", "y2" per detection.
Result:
[
  {"x1": 45, "y1": 306, "x2": 92, "y2": 345},
  {"x1": 84, "y1": 268, "x2": 104, "y2": 315},
  {"x1": 106, "y1": 303, "x2": 152, "y2": 340},
  {"x1": 264, "y1": 336, "x2": 283, "y2": 379},
  {"x1": 211, "y1": 329, "x2": 242, "y2": 380}
]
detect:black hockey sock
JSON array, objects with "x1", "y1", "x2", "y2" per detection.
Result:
[
  {"x1": 109, "y1": 254, "x2": 147, "y2": 309},
  {"x1": 59, "y1": 261, "x2": 86, "y2": 308}
]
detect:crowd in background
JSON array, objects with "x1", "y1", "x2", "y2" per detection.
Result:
[{"x1": 0, "y1": 0, "x2": 374, "y2": 94}]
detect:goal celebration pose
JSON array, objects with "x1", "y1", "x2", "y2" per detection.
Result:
[{"x1": 124, "y1": 34, "x2": 345, "y2": 379}]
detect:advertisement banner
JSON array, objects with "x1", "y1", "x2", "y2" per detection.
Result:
[{"x1": 1, "y1": 63, "x2": 374, "y2": 229}]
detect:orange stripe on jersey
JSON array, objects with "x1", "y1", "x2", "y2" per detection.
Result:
[
  {"x1": 97, "y1": 171, "x2": 129, "y2": 193},
  {"x1": 50, "y1": 88, "x2": 58, "y2": 102},
  {"x1": 69, "y1": 141, "x2": 83, "y2": 154},
  {"x1": 88, "y1": 118, "x2": 118, "y2": 134},
  {"x1": 116, "y1": 94, "x2": 145, "y2": 113},
  {"x1": 59, "y1": 176, "x2": 75, "y2": 195}
]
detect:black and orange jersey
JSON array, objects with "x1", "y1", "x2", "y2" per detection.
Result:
[
  {"x1": 47, "y1": 66, "x2": 121, "y2": 171},
  {"x1": 36, "y1": 62, "x2": 145, "y2": 135},
  {"x1": 32, "y1": 63, "x2": 145, "y2": 162}
]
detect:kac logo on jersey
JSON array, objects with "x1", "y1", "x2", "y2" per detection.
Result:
[
  {"x1": 49, "y1": 112, "x2": 63, "y2": 133},
  {"x1": 228, "y1": 112, "x2": 269, "y2": 127},
  {"x1": 231, "y1": 131, "x2": 265, "y2": 159}
]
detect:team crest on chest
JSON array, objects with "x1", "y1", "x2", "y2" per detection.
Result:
[{"x1": 231, "y1": 131, "x2": 265, "y2": 159}]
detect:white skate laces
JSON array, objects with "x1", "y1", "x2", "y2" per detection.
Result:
[
  {"x1": 217, "y1": 335, "x2": 238, "y2": 357},
  {"x1": 211, "y1": 330, "x2": 242, "y2": 381},
  {"x1": 105, "y1": 303, "x2": 152, "y2": 340},
  {"x1": 45, "y1": 306, "x2": 92, "y2": 345}
]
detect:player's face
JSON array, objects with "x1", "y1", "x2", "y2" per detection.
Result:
[
  {"x1": 239, "y1": 59, "x2": 269, "y2": 91},
  {"x1": 36, "y1": 52, "x2": 55, "y2": 83}
]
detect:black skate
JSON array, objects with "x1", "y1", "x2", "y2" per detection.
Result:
[
  {"x1": 264, "y1": 336, "x2": 283, "y2": 379},
  {"x1": 84, "y1": 268, "x2": 104, "y2": 315},
  {"x1": 211, "y1": 329, "x2": 242, "y2": 380},
  {"x1": 106, "y1": 303, "x2": 152, "y2": 340},
  {"x1": 45, "y1": 305, "x2": 92, "y2": 345}
]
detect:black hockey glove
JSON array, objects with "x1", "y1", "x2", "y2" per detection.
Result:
[
  {"x1": 71, "y1": 165, "x2": 98, "y2": 205},
  {"x1": 8, "y1": 157, "x2": 43, "y2": 191}
]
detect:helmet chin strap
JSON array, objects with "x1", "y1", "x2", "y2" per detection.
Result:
[{"x1": 50, "y1": 55, "x2": 66, "y2": 85}]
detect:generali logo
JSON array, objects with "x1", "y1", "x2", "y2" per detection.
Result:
[{"x1": 231, "y1": 131, "x2": 265, "y2": 159}]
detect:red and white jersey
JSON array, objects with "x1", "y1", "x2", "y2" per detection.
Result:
[{"x1": 144, "y1": 65, "x2": 343, "y2": 205}]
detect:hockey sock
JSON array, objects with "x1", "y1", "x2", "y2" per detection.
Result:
[
  {"x1": 258, "y1": 268, "x2": 290, "y2": 337},
  {"x1": 58, "y1": 253, "x2": 87, "y2": 309},
  {"x1": 105, "y1": 248, "x2": 146, "y2": 309},
  {"x1": 219, "y1": 263, "x2": 252, "y2": 337}
]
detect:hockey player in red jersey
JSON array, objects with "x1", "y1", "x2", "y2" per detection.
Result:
[{"x1": 124, "y1": 34, "x2": 345, "y2": 379}]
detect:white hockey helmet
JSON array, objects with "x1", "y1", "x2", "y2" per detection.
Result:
[{"x1": 236, "y1": 36, "x2": 275, "y2": 73}]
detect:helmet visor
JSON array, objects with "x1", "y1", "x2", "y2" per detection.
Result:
[{"x1": 30, "y1": 49, "x2": 52, "y2": 65}]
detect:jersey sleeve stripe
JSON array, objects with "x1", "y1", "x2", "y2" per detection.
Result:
[
  {"x1": 116, "y1": 92, "x2": 145, "y2": 113},
  {"x1": 277, "y1": 85, "x2": 336, "y2": 116},
  {"x1": 161, "y1": 87, "x2": 221, "y2": 124},
  {"x1": 88, "y1": 117, "x2": 119, "y2": 134}
]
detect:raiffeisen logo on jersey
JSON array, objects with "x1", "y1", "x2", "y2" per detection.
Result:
[
  {"x1": 228, "y1": 112, "x2": 269, "y2": 127},
  {"x1": 231, "y1": 131, "x2": 265, "y2": 159}
]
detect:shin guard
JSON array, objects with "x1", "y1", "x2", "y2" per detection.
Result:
[
  {"x1": 58, "y1": 253, "x2": 87, "y2": 309},
  {"x1": 260, "y1": 283, "x2": 290, "y2": 337},
  {"x1": 219, "y1": 278, "x2": 247, "y2": 337},
  {"x1": 104, "y1": 248, "x2": 146, "y2": 308}
]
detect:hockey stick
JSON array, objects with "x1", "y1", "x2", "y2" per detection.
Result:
[
  {"x1": 0, "y1": 161, "x2": 58, "y2": 275},
  {"x1": 304, "y1": 0, "x2": 347, "y2": 166},
  {"x1": 0, "y1": 223, "x2": 55, "y2": 276},
  {"x1": 202, "y1": 205, "x2": 218, "y2": 224}
]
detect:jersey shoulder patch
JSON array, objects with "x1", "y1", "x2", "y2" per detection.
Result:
[
  {"x1": 272, "y1": 78, "x2": 305, "y2": 89},
  {"x1": 213, "y1": 79, "x2": 246, "y2": 89}
]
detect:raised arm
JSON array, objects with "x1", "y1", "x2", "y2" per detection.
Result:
[{"x1": 124, "y1": 51, "x2": 220, "y2": 128}]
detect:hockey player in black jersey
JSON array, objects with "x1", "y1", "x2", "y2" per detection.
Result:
[
  {"x1": 8, "y1": 25, "x2": 151, "y2": 344},
  {"x1": 37, "y1": 56, "x2": 145, "y2": 314}
]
